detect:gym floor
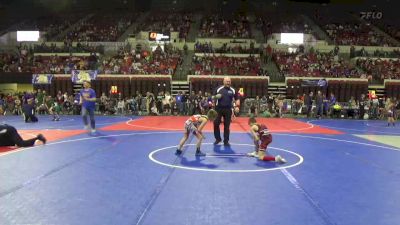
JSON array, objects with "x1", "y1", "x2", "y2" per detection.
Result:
[{"x1": 0, "y1": 115, "x2": 399, "y2": 225}]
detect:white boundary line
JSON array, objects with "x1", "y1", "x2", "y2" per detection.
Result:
[
  {"x1": 365, "y1": 122, "x2": 400, "y2": 131},
  {"x1": 274, "y1": 133, "x2": 400, "y2": 151},
  {"x1": 307, "y1": 120, "x2": 400, "y2": 135},
  {"x1": 125, "y1": 118, "x2": 315, "y2": 133},
  {"x1": 1, "y1": 124, "x2": 398, "y2": 159},
  {"x1": 125, "y1": 119, "x2": 183, "y2": 131},
  {"x1": 148, "y1": 143, "x2": 304, "y2": 173},
  {"x1": 0, "y1": 131, "x2": 180, "y2": 157}
]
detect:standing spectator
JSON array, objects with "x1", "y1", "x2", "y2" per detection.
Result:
[
  {"x1": 394, "y1": 98, "x2": 400, "y2": 121},
  {"x1": 348, "y1": 96, "x2": 357, "y2": 119},
  {"x1": 328, "y1": 93, "x2": 336, "y2": 117},
  {"x1": 99, "y1": 93, "x2": 107, "y2": 114},
  {"x1": 135, "y1": 92, "x2": 142, "y2": 113},
  {"x1": 13, "y1": 97, "x2": 22, "y2": 115},
  {"x1": 175, "y1": 92, "x2": 183, "y2": 115},
  {"x1": 182, "y1": 91, "x2": 188, "y2": 115},
  {"x1": 117, "y1": 98, "x2": 125, "y2": 115},
  {"x1": 267, "y1": 93, "x2": 275, "y2": 113},
  {"x1": 316, "y1": 91, "x2": 324, "y2": 118},
  {"x1": 386, "y1": 98, "x2": 396, "y2": 126},
  {"x1": 163, "y1": 91, "x2": 171, "y2": 115},
  {"x1": 305, "y1": 92, "x2": 313, "y2": 118},
  {"x1": 259, "y1": 95, "x2": 268, "y2": 113},
  {"x1": 359, "y1": 94, "x2": 367, "y2": 119},
  {"x1": 275, "y1": 94, "x2": 284, "y2": 118},
  {"x1": 79, "y1": 81, "x2": 96, "y2": 133}
]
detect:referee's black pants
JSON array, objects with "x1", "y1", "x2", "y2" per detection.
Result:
[{"x1": 214, "y1": 107, "x2": 232, "y2": 143}]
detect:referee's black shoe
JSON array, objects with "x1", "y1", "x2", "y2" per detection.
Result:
[
  {"x1": 223, "y1": 141, "x2": 230, "y2": 146},
  {"x1": 214, "y1": 139, "x2": 222, "y2": 145}
]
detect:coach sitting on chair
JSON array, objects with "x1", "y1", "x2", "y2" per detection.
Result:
[{"x1": 213, "y1": 76, "x2": 240, "y2": 146}]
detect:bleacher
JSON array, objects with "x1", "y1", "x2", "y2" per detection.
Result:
[{"x1": 0, "y1": 8, "x2": 399, "y2": 117}]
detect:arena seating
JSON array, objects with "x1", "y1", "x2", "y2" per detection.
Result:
[
  {"x1": 191, "y1": 55, "x2": 260, "y2": 76},
  {"x1": 198, "y1": 14, "x2": 251, "y2": 38},
  {"x1": 64, "y1": 14, "x2": 135, "y2": 42},
  {"x1": 137, "y1": 12, "x2": 193, "y2": 40},
  {"x1": 273, "y1": 51, "x2": 363, "y2": 78},
  {"x1": 356, "y1": 58, "x2": 400, "y2": 80}
]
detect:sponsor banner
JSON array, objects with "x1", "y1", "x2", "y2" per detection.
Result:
[
  {"x1": 32, "y1": 74, "x2": 53, "y2": 84},
  {"x1": 71, "y1": 70, "x2": 97, "y2": 84},
  {"x1": 149, "y1": 32, "x2": 170, "y2": 42},
  {"x1": 301, "y1": 78, "x2": 327, "y2": 87}
]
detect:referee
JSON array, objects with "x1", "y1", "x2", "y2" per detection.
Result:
[{"x1": 213, "y1": 77, "x2": 240, "y2": 146}]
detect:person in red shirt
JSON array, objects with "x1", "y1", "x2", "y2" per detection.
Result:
[{"x1": 247, "y1": 117, "x2": 286, "y2": 163}]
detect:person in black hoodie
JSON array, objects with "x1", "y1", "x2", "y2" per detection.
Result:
[
  {"x1": 0, "y1": 124, "x2": 46, "y2": 147},
  {"x1": 305, "y1": 92, "x2": 314, "y2": 118}
]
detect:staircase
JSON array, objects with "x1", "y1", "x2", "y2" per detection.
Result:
[
  {"x1": 118, "y1": 12, "x2": 150, "y2": 41},
  {"x1": 174, "y1": 50, "x2": 194, "y2": 81},
  {"x1": 53, "y1": 14, "x2": 94, "y2": 41},
  {"x1": 265, "y1": 60, "x2": 284, "y2": 82},
  {"x1": 186, "y1": 14, "x2": 202, "y2": 42},
  {"x1": 300, "y1": 14, "x2": 333, "y2": 44},
  {"x1": 248, "y1": 14, "x2": 265, "y2": 43},
  {"x1": 171, "y1": 81, "x2": 189, "y2": 96},
  {"x1": 268, "y1": 82, "x2": 286, "y2": 97}
]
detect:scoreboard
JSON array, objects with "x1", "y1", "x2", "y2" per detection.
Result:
[{"x1": 148, "y1": 32, "x2": 170, "y2": 42}]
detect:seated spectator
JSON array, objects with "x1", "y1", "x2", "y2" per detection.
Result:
[
  {"x1": 199, "y1": 14, "x2": 251, "y2": 38},
  {"x1": 273, "y1": 50, "x2": 363, "y2": 78},
  {"x1": 356, "y1": 58, "x2": 400, "y2": 81},
  {"x1": 138, "y1": 12, "x2": 193, "y2": 40},
  {"x1": 194, "y1": 42, "x2": 260, "y2": 54},
  {"x1": 191, "y1": 55, "x2": 261, "y2": 76},
  {"x1": 100, "y1": 44, "x2": 182, "y2": 75},
  {"x1": 323, "y1": 22, "x2": 395, "y2": 46},
  {"x1": 63, "y1": 13, "x2": 136, "y2": 42}
]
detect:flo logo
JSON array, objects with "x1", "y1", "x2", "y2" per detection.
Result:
[{"x1": 360, "y1": 11, "x2": 383, "y2": 20}]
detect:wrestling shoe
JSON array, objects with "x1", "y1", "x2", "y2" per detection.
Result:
[
  {"x1": 195, "y1": 150, "x2": 206, "y2": 156},
  {"x1": 275, "y1": 155, "x2": 287, "y2": 164},
  {"x1": 247, "y1": 151, "x2": 258, "y2": 157},
  {"x1": 214, "y1": 139, "x2": 222, "y2": 145},
  {"x1": 175, "y1": 149, "x2": 183, "y2": 155}
]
